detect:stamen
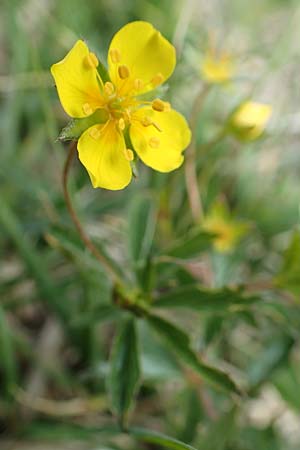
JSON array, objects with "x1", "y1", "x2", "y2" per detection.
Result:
[
  {"x1": 151, "y1": 72, "x2": 164, "y2": 86},
  {"x1": 104, "y1": 81, "x2": 115, "y2": 96},
  {"x1": 149, "y1": 137, "x2": 160, "y2": 148},
  {"x1": 118, "y1": 65, "x2": 130, "y2": 79},
  {"x1": 134, "y1": 78, "x2": 144, "y2": 91},
  {"x1": 124, "y1": 148, "x2": 134, "y2": 161},
  {"x1": 141, "y1": 116, "x2": 153, "y2": 127},
  {"x1": 82, "y1": 103, "x2": 93, "y2": 115},
  {"x1": 89, "y1": 126, "x2": 101, "y2": 140},
  {"x1": 109, "y1": 48, "x2": 121, "y2": 63},
  {"x1": 152, "y1": 99, "x2": 170, "y2": 112},
  {"x1": 141, "y1": 116, "x2": 162, "y2": 132},
  {"x1": 118, "y1": 118, "x2": 126, "y2": 131},
  {"x1": 84, "y1": 52, "x2": 99, "y2": 69}
]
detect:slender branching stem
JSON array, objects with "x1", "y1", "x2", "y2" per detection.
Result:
[{"x1": 62, "y1": 141, "x2": 122, "y2": 284}]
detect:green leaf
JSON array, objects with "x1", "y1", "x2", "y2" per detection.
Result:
[
  {"x1": 147, "y1": 315, "x2": 240, "y2": 395},
  {"x1": 197, "y1": 408, "x2": 236, "y2": 450},
  {"x1": 58, "y1": 109, "x2": 108, "y2": 141},
  {"x1": 162, "y1": 231, "x2": 215, "y2": 259},
  {"x1": 154, "y1": 285, "x2": 259, "y2": 312},
  {"x1": 108, "y1": 316, "x2": 140, "y2": 425},
  {"x1": 247, "y1": 334, "x2": 294, "y2": 391},
  {"x1": 128, "y1": 193, "x2": 157, "y2": 263},
  {"x1": 128, "y1": 193, "x2": 157, "y2": 288},
  {"x1": 275, "y1": 231, "x2": 300, "y2": 296},
  {"x1": 0, "y1": 305, "x2": 18, "y2": 394},
  {"x1": 130, "y1": 427, "x2": 198, "y2": 450}
]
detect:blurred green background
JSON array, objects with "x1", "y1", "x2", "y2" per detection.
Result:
[{"x1": 1, "y1": 0, "x2": 300, "y2": 449}]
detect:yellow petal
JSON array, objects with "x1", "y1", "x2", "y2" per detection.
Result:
[
  {"x1": 51, "y1": 40, "x2": 104, "y2": 118},
  {"x1": 130, "y1": 108, "x2": 191, "y2": 172},
  {"x1": 108, "y1": 21, "x2": 176, "y2": 95},
  {"x1": 77, "y1": 121, "x2": 132, "y2": 190}
]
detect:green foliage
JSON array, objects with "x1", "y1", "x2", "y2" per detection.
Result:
[
  {"x1": 1, "y1": 0, "x2": 300, "y2": 449},
  {"x1": 108, "y1": 316, "x2": 141, "y2": 425}
]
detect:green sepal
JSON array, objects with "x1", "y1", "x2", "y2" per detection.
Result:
[
  {"x1": 97, "y1": 60, "x2": 110, "y2": 83},
  {"x1": 57, "y1": 109, "x2": 108, "y2": 141}
]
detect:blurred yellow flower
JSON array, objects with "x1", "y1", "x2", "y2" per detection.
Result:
[
  {"x1": 202, "y1": 202, "x2": 249, "y2": 253},
  {"x1": 201, "y1": 49, "x2": 235, "y2": 84},
  {"x1": 229, "y1": 101, "x2": 272, "y2": 141},
  {"x1": 51, "y1": 21, "x2": 191, "y2": 190}
]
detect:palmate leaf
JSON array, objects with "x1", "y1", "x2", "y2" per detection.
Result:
[
  {"x1": 147, "y1": 314, "x2": 240, "y2": 395},
  {"x1": 108, "y1": 316, "x2": 140, "y2": 425},
  {"x1": 154, "y1": 284, "x2": 259, "y2": 312}
]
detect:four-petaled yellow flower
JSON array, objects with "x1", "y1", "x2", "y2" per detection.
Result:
[
  {"x1": 202, "y1": 202, "x2": 249, "y2": 253},
  {"x1": 51, "y1": 21, "x2": 191, "y2": 190},
  {"x1": 201, "y1": 49, "x2": 235, "y2": 84},
  {"x1": 229, "y1": 101, "x2": 272, "y2": 141}
]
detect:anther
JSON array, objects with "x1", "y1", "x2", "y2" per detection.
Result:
[
  {"x1": 141, "y1": 116, "x2": 153, "y2": 127},
  {"x1": 109, "y1": 48, "x2": 122, "y2": 63},
  {"x1": 89, "y1": 126, "x2": 101, "y2": 140},
  {"x1": 152, "y1": 99, "x2": 169, "y2": 112},
  {"x1": 82, "y1": 103, "x2": 93, "y2": 115},
  {"x1": 134, "y1": 78, "x2": 144, "y2": 91},
  {"x1": 124, "y1": 148, "x2": 134, "y2": 161},
  {"x1": 85, "y1": 52, "x2": 99, "y2": 69},
  {"x1": 118, "y1": 65, "x2": 130, "y2": 79},
  {"x1": 149, "y1": 137, "x2": 160, "y2": 148},
  {"x1": 104, "y1": 81, "x2": 115, "y2": 96},
  {"x1": 151, "y1": 72, "x2": 164, "y2": 86},
  {"x1": 118, "y1": 118, "x2": 126, "y2": 131}
]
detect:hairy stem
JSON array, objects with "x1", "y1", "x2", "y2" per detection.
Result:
[{"x1": 62, "y1": 141, "x2": 122, "y2": 284}]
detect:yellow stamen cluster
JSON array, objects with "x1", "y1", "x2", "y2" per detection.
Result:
[{"x1": 104, "y1": 81, "x2": 115, "y2": 96}]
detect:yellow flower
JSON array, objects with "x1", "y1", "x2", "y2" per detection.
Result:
[
  {"x1": 51, "y1": 21, "x2": 191, "y2": 190},
  {"x1": 229, "y1": 101, "x2": 272, "y2": 141},
  {"x1": 202, "y1": 202, "x2": 249, "y2": 253},
  {"x1": 201, "y1": 49, "x2": 235, "y2": 84}
]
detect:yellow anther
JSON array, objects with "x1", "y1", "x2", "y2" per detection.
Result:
[
  {"x1": 124, "y1": 148, "x2": 134, "y2": 161},
  {"x1": 134, "y1": 78, "x2": 144, "y2": 91},
  {"x1": 89, "y1": 126, "x2": 101, "y2": 140},
  {"x1": 152, "y1": 99, "x2": 168, "y2": 112},
  {"x1": 141, "y1": 116, "x2": 153, "y2": 127},
  {"x1": 109, "y1": 48, "x2": 121, "y2": 63},
  {"x1": 149, "y1": 137, "x2": 160, "y2": 148},
  {"x1": 85, "y1": 52, "x2": 99, "y2": 69},
  {"x1": 151, "y1": 72, "x2": 164, "y2": 86},
  {"x1": 104, "y1": 81, "x2": 115, "y2": 96},
  {"x1": 82, "y1": 103, "x2": 93, "y2": 115},
  {"x1": 118, "y1": 65, "x2": 130, "y2": 79},
  {"x1": 118, "y1": 118, "x2": 126, "y2": 131}
]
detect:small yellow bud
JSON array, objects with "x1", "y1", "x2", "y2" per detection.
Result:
[{"x1": 118, "y1": 65, "x2": 130, "y2": 79}]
